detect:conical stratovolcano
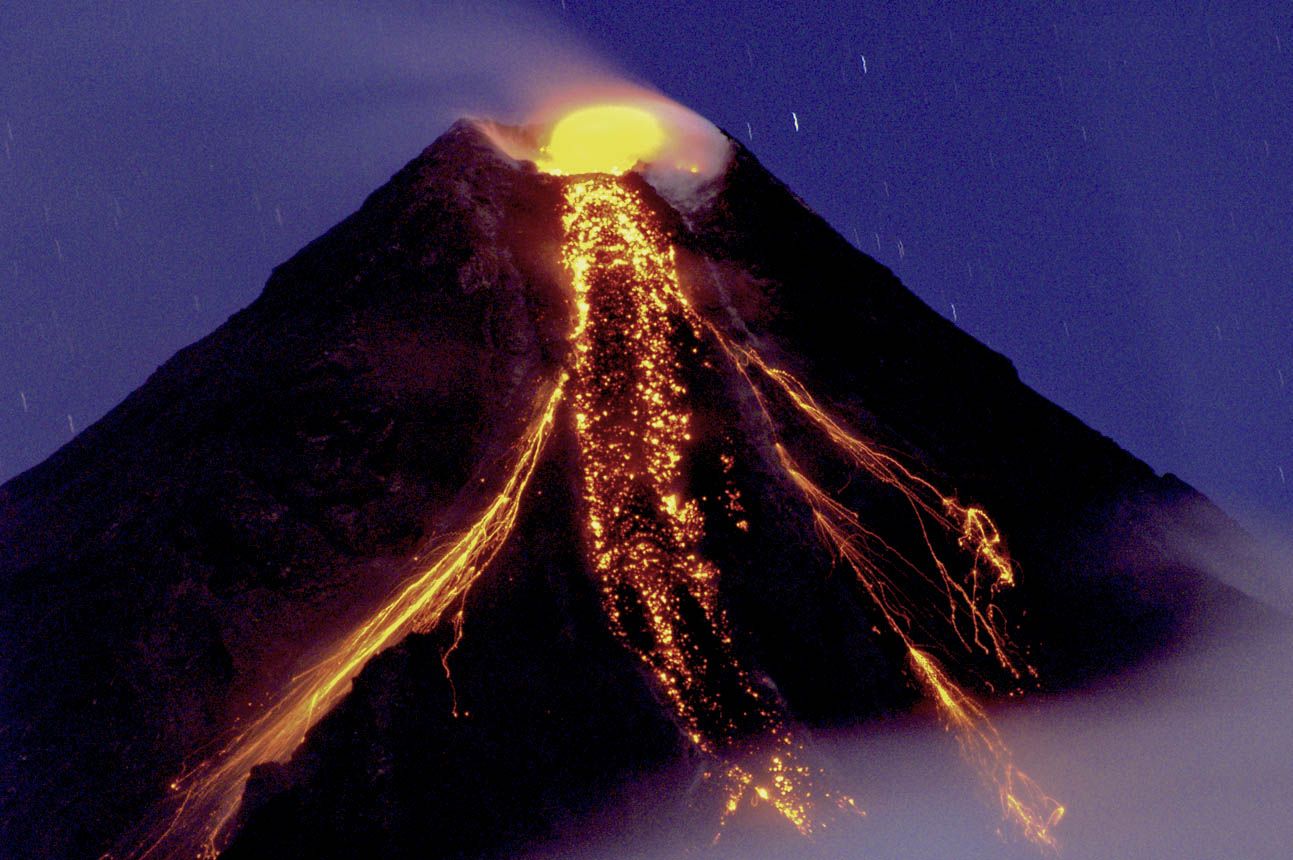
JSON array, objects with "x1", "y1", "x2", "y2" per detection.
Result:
[{"x1": 0, "y1": 113, "x2": 1268, "y2": 860}]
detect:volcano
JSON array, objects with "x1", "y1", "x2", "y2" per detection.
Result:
[{"x1": 0, "y1": 105, "x2": 1271, "y2": 860}]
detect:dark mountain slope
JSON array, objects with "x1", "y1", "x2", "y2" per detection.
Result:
[
  {"x1": 678, "y1": 138, "x2": 1260, "y2": 680},
  {"x1": 0, "y1": 122, "x2": 568, "y2": 859}
]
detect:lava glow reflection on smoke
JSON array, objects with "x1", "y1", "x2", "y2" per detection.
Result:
[
  {"x1": 483, "y1": 86, "x2": 730, "y2": 188},
  {"x1": 539, "y1": 104, "x2": 667, "y2": 175}
]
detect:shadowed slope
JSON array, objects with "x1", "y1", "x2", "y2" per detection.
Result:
[{"x1": 0, "y1": 122, "x2": 567, "y2": 859}]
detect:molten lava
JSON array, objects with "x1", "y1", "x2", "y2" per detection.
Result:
[
  {"x1": 136, "y1": 103, "x2": 1064, "y2": 858},
  {"x1": 564, "y1": 176, "x2": 737, "y2": 738},
  {"x1": 560, "y1": 175, "x2": 853, "y2": 833},
  {"x1": 707, "y1": 334, "x2": 1065, "y2": 848},
  {"x1": 135, "y1": 377, "x2": 566, "y2": 859},
  {"x1": 538, "y1": 101, "x2": 1062, "y2": 847}
]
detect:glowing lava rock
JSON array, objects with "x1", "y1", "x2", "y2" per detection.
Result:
[{"x1": 539, "y1": 104, "x2": 666, "y2": 176}]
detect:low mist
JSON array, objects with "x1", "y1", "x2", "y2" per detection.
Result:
[
  {"x1": 523, "y1": 510, "x2": 1293, "y2": 860},
  {"x1": 526, "y1": 617, "x2": 1291, "y2": 860}
]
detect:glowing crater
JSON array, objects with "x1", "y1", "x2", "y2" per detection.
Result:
[{"x1": 538, "y1": 104, "x2": 667, "y2": 176}]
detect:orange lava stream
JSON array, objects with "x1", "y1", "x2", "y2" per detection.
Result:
[
  {"x1": 713, "y1": 331, "x2": 1064, "y2": 849},
  {"x1": 907, "y1": 647, "x2": 1066, "y2": 850},
  {"x1": 561, "y1": 175, "x2": 853, "y2": 836},
  {"x1": 564, "y1": 176, "x2": 730, "y2": 738},
  {"x1": 732, "y1": 341, "x2": 1028, "y2": 683},
  {"x1": 781, "y1": 449, "x2": 1064, "y2": 849},
  {"x1": 133, "y1": 376, "x2": 566, "y2": 860}
]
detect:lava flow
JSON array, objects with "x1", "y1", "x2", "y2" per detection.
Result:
[
  {"x1": 539, "y1": 101, "x2": 1062, "y2": 848},
  {"x1": 712, "y1": 333, "x2": 1065, "y2": 848},
  {"x1": 560, "y1": 172, "x2": 853, "y2": 834},
  {"x1": 133, "y1": 376, "x2": 565, "y2": 859},
  {"x1": 134, "y1": 101, "x2": 1064, "y2": 858}
]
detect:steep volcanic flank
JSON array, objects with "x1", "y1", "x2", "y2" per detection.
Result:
[{"x1": 0, "y1": 115, "x2": 1269, "y2": 860}]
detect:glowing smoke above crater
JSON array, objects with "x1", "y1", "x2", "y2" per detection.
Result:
[
  {"x1": 481, "y1": 90, "x2": 733, "y2": 203},
  {"x1": 537, "y1": 104, "x2": 667, "y2": 175}
]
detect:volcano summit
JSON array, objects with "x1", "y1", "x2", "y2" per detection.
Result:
[{"x1": 0, "y1": 102, "x2": 1268, "y2": 860}]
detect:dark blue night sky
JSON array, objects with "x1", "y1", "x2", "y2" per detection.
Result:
[{"x1": 2, "y1": 1, "x2": 1290, "y2": 542}]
